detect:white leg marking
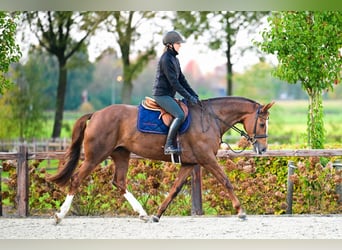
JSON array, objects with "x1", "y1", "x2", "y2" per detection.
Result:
[
  {"x1": 56, "y1": 195, "x2": 74, "y2": 219},
  {"x1": 124, "y1": 190, "x2": 147, "y2": 217}
]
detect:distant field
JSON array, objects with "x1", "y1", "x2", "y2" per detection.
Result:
[
  {"x1": 43, "y1": 99, "x2": 341, "y2": 144},
  {"x1": 272, "y1": 99, "x2": 342, "y2": 124},
  {"x1": 267, "y1": 99, "x2": 342, "y2": 144}
]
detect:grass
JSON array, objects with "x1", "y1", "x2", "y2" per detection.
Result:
[
  {"x1": 220, "y1": 99, "x2": 342, "y2": 145},
  {"x1": 266, "y1": 100, "x2": 342, "y2": 145},
  {"x1": 271, "y1": 99, "x2": 342, "y2": 124}
]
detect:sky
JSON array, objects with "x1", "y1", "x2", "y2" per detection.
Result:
[
  {"x1": 86, "y1": 14, "x2": 276, "y2": 75},
  {"x1": 19, "y1": 13, "x2": 276, "y2": 75},
  {"x1": 177, "y1": 29, "x2": 267, "y2": 74}
]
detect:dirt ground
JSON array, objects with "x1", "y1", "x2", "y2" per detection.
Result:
[{"x1": 0, "y1": 214, "x2": 341, "y2": 239}]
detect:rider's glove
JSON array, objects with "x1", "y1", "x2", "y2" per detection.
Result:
[{"x1": 189, "y1": 95, "x2": 199, "y2": 105}]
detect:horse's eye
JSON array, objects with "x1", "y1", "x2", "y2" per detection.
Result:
[{"x1": 259, "y1": 123, "x2": 265, "y2": 128}]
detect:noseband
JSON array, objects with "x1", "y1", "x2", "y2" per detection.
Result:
[{"x1": 201, "y1": 101, "x2": 268, "y2": 146}]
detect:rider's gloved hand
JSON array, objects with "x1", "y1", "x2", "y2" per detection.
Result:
[{"x1": 189, "y1": 95, "x2": 199, "y2": 105}]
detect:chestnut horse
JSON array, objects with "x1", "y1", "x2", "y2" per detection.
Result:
[{"x1": 48, "y1": 96, "x2": 274, "y2": 224}]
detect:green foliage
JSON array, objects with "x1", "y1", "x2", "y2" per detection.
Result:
[
  {"x1": 258, "y1": 11, "x2": 342, "y2": 89},
  {"x1": 0, "y1": 87, "x2": 47, "y2": 139},
  {"x1": 2, "y1": 155, "x2": 340, "y2": 216},
  {"x1": 22, "y1": 49, "x2": 59, "y2": 110},
  {"x1": 0, "y1": 12, "x2": 22, "y2": 94},
  {"x1": 291, "y1": 157, "x2": 341, "y2": 213},
  {"x1": 233, "y1": 61, "x2": 308, "y2": 102},
  {"x1": 0, "y1": 60, "x2": 48, "y2": 139},
  {"x1": 256, "y1": 11, "x2": 342, "y2": 149},
  {"x1": 65, "y1": 50, "x2": 95, "y2": 110},
  {"x1": 307, "y1": 91, "x2": 325, "y2": 148}
]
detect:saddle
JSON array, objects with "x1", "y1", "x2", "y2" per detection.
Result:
[{"x1": 141, "y1": 97, "x2": 189, "y2": 127}]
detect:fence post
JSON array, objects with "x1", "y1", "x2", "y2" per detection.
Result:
[
  {"x1": 333, "y1": 161, "x2": 342, "y2": 203},
  {"x1": 286, "y1": 160, "x2": 296, "y2": 214},
  {"x1": 17, "y1": 144, "x2": 29, "y2": 217},
  {"x1": 191, "y1": 165, "x2": 203, "y2": 215},
  {"x1": 0, "y1": 164, "x2": 2, "y2": 216}
]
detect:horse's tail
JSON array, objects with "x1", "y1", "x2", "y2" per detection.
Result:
[{"x1": 47, "y1": 113, "x2": 93, "y2": 187}]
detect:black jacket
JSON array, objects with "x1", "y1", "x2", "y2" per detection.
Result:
[{"x1": 152, "y1": 48, "x2": 198, "y2": 99}]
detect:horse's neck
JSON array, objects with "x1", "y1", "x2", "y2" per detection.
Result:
[{"x1": 208, "y1": 98, "x2": 256, "y2": 128}]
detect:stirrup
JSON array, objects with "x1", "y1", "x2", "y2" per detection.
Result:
[
  {"x1": 171, "y1": 153, "x2": 181, "y2": 164},
  {"x1": 164, "y1": 146, "x2": 181, "y2": 155}
]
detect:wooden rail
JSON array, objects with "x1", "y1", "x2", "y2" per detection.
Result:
[
  {"x1": 2, "y1": 149, "x2": 342, "y2": 160},
  {"x1": 1, "y1": 146, "x2": 342, "y2": 217}
]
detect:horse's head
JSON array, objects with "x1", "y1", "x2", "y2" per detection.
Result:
[{"x1": 243, "y1": 101, "x2": 275, "y2": 155}]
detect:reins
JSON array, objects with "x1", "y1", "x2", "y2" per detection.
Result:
[{"x1": 199, "y1": 99, "x2": 268, "y2": 153}]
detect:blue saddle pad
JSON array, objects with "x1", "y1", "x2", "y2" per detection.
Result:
[{"x1": 137, "y1": 104, "x2": 191, "y2": 134}]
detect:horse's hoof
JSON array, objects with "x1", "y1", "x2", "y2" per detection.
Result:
[
  {"x1": 238, "y1": 212, "x2": 247, "y2": 221},
  {"x1": 54, "y1": 214, "x2": 62, "y2": 225},
  {"x1": 139, "y1": 215, "x2": 150, "y2": 222},
  {"x1": 150, "y1": 215, "x2": 160, "y2": 223}
]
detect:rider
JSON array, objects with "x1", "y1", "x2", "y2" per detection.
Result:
[{"x1": 152, "y1": 30, "x2": 200, "y2": 155}]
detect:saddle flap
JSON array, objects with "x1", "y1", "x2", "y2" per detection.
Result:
[{"x1": 137, "y1": 104, "x2": 191, "y2": 135}]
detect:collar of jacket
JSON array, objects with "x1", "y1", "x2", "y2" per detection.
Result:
[{"x1": 166, "y1": 47, "x2": 178, "y2": 56}]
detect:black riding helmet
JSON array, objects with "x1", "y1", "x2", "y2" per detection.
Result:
[{"x1": 162, "y1": 31, "x2": 186, "y2": 46}]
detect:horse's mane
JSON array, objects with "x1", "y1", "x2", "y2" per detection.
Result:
[{"x1": 203, "y1": 96, "x2": 260, "y2": 105}]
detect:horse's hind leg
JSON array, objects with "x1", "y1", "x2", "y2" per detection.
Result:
[
  {"x1": 111, "y1": 148, "x2": 148, "y2": 221},
  {"x1": 152, "y1": 165, "x2": 195, "y2": 222},
  {"x1": 54, "y1": 160, "x2": 100, "y2": 224},
  {"x1": 54, "y1": 194, "x2": 74, "y2": 224}
]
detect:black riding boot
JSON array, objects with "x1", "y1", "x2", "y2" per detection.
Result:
[{"x1": 164, "y1": 117, "x2": 183, "y2": 155}]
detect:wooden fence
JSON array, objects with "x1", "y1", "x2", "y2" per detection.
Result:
[
  {"x1": 1, "y1": 144, "x2": 342, "y2": 217},
  {"x1": 0, "y1": 138, "x2": 69, "y2": 152}
]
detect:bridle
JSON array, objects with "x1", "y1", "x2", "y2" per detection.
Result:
[
  {"x1": 200, "y1": 100, "x2": 269, "y2": 148},
  {"x1": 234, "y1": 105, "x2": 268, "y2": 145}
]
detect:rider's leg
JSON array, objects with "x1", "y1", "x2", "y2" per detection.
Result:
[
  {"x1": 164, "y1": 117, "x2": 183, "y2": 154},
  {"x1": 153, "y1": 95, "x2": 185, "y2": 154}
]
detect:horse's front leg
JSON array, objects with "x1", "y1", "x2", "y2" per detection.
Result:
[
  {"x1": 151, "y1": 165, "x2": 195, "y2": 223},
  {"x1": 202, "y1": 159, "x2": 246, "y2": 220},
  {"x1": 113, "y1": 174, "x2": 149, "y2": 222},
  {"x1": 124, "y1": 190, "x2": 148, "y2": 221}
]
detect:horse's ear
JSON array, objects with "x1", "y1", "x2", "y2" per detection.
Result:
[{"x1": 261, "y1": 101, "x2": 275, "y2": 112}]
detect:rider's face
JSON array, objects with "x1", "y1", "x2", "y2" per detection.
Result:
[{"x1": 173, "y1": 42, "x2": 181, "y2": 53}]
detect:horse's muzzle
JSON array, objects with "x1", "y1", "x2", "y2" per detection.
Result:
[{"x1": 253, "y1": 142, "x2": 267, "y2": 155}]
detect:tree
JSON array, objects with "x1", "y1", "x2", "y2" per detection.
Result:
[
  {"x1": 0, "y1": 11, "x2": 22, "y2": 94},
  {"x1": 256, "y1": 11, "x2": 342, "y2": 148},
  {"x1": 234, "y1": 61, "x2": 279, "y2": 101},
  {"x1": 65, "y1": 47, "x2": 95, "y2": 110},
  {"x1": 22, "y1": 11, "x2": 108, "y2": 138},
  {"x1": 89, "y1": 49, "x2": 123, "y2": 108},
  {"x1": 0, "y1": 61, "x2": 47, "y2": 139},
  {"x1": 104, "y1": 11, "x2": 165, "y2": 104},
  {"x1": 174, "y1": 11, "x2": 269, "y2": 96}
]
